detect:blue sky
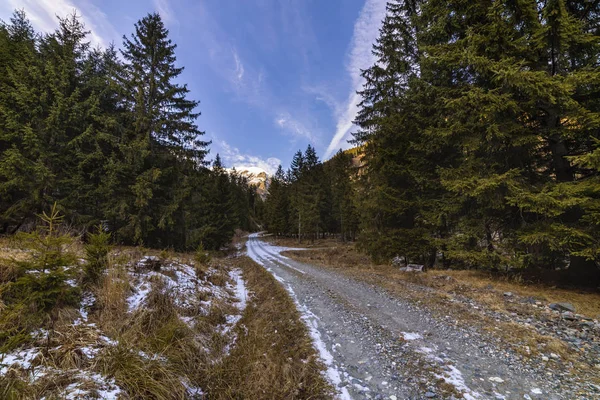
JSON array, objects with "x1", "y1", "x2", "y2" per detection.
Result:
[{"x1": 1, "y1": 0, "x2": 387, "y2": 174}]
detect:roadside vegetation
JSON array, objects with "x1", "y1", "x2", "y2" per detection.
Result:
[
  {"x1": 0, "y1": 10, "x2": 263, "y2": 251},
  {"x1": 264, "y1": 0, "x2": 600, "y2": 289},
  {"x1": 0, "y1": 212, "x2": 331, "y2": 399}
]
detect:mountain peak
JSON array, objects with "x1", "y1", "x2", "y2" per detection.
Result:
[{"x1": 226, "y1": 166, "x2": 270, "y2": 198}]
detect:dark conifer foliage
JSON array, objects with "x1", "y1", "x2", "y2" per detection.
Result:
[
  {"x1": 0, "y1": 11, "x2": 261, "y2": 250},
  {"x1": 351, "y1": 0, "x2": 600, "y2": 283},
  {"x1": 264, "y1": 146, "x2": 359, "y2": 242},
  {"x1": 265, "y1": 0, "x2": 600, "y2": 285}
]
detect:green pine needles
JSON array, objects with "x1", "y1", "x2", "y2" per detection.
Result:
[
  {"x1": 0, "y1": 10, "x2": 263, "y2": 252},
  {"x1": 84, "y1": 226, "x2": 112, "y2": 285},
  {"x1": 263, "y1": 0, "x2": 600, "y2": 286},
  {"x1": 0, "y1": 203, "x2": 79, "y2": 351}
]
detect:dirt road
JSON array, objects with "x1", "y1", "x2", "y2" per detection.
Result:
[{"x1": 246, "y1": 233, "x2": 571, "y2": 400}]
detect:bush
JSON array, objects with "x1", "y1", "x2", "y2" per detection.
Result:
[
  {"x1": 194, "y1": 243, "x2": 211, "y2": 278},
  {"x1": 0, "y1": 204, "x2": 79, "y2": 350},
  {"x1": 84, "y1": 227, "x2": 112, "y2": 285}
]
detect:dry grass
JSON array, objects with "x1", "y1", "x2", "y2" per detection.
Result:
[
  {"x1": 1, "y1": 234, "x2": 334, "y2": 399},
  {"x1": 284, "y1": 243, "x2": 600, "y2": 318},
  {"x1": 97, "y1": 255, "x2": 129, "y2": 327},
  {"x1": 426, "y1": 269, "x2": 600, "y2": 318},
  {"x1": 202, "y1": 255, "x2": 334, "y2": 399},
  {"x1": 265, "y1": 235, "x2": 345, "y2": 249}
]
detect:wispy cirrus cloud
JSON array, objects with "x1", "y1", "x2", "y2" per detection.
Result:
[
  {"x1": 1, "y1": 0, "x2": 119, "y2": 48},
  {"x1": 274, "y1": 112, "x2": 316, "y2": 143},
  {"x1": 213, "y1": 136, "x2": 281, "y2": 175},
  {"x1": 186, "y1": 1, "x2": 321, "y2": 148},
  {"x1": 232, "y1": 49, "x2": 245, "y2": 84},
  {"x1": 153, "y1": 0, "x2": 177, "y2": 27},
  {"x1": 303, "y1": 84, "x2": 343, "y2": 119},
  {"x1": 324, "y1": 0, "x2": 387, "y2": 159}
]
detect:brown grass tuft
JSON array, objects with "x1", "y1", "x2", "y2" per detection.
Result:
[{"x1": 201, "y1": 256, "x2": 333, "y2": 399}]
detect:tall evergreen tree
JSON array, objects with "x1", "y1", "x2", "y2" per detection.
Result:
[
  {"x1": 351, "y1": 0, "x2": 600, "y2": 282},
  {"x1": 265, "y1": 165, "x2": 290, "y2": 235},
  {"x1": 115, "y1": 13, "x2": 209, "y2": 246},
  {"x1": 0, "y1": 11, "x2": 47, "y2": 233}
]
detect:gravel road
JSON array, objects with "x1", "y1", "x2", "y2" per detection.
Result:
[{"x1": 246, "y1": 233, "x2": 579, "y2": 400}]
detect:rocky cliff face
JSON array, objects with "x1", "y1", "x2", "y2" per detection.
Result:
[{"x1": 227, "y1": 167, "x2": 270, "y2": 198}]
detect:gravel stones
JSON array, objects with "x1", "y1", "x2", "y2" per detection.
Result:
[{"x1": 549, "y1": 302, "x2": 576, "y2": 313}]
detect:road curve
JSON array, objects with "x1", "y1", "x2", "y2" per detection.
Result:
[{"x1": 246, "y1": 233, "x2": 564, "y2": 400}]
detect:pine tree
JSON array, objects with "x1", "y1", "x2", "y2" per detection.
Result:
[
  {"x1": 0, "y1": 9, "x2": 256, "y2": 253},
  {"x1": 197, "y1": 155, "x2": 237, "y2": 250},
  {"x1": 1, "y1": 204, "x2": 80, "y2": 350},
  {"x1": 353, "y1": 0, "x2": 436, "y2": 263},
  {"x1": 117, "y1": 13, "x2": 209, "y2": 246},
  {"x1": 67, "y1": 45, "x2": 125, "y2": 226},
  {"x1": 417, "y1": 0, "x2": 600, "y2": 277},
  {"x1": 327, "y1": 150, "x2": 359, "y2": 241},
  {"x1": 265, "y1": 165, "x2": 290, "y2": 235},
  {"x1": 0, "y1": 11, "x2": 48, "y2": 233}
]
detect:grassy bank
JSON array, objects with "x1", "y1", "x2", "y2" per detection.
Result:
[
  {"x1": 0, "y1": 236, "x2": 332, "y2": 399},
  {"x1": 204, "y1": 255, "x2": 333, "y2": 399}
]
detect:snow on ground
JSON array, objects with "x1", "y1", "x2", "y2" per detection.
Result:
[
  {"x1": 229, "y1": 268, "x2": 248, "y2": 310},
  {"x1": 2, "y1": 255, "x2": 249, "y2": 398},
  {"x1": 127, "y1": 280, "x2": 152, "y2": 311},
  {"x1": 1, "y1": 342, "x2": 122, "y2": 398},
  {"x1": 127, "y1": 259, "x2": 237, "y2": 314},
  {"x1": 74, "y1": 291, "x2": 95, "y2": 325},
  {"x1": 217, "y1": 268, "x2": 249, "y2": 354},
  {"x1": 127, "y1": 257, "x2": 249, "y2": 359},
  {"x1": 410, "y1": 340, "x2": 481, "y2": 399},
  {"x1": 1, "y1": 288, "x2": 124, "y2": 398},
  {"x1": 0, "y1": 347, "x2": 40, "y2": 375},
  {"x1": 402, "y1": 332, "x2": 422, "y2": 341},
  {"x1": 435, "y1": 365, "x2": 481, "y2": 400},
  {"x1": 247, "y1": 234, "x2": 351, "y2": 400},
  {"x1": 61, "y1": 372, "x2": 122, "y2": 399}
]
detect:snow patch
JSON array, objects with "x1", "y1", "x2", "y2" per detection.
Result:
[
  {"x1": 247, "y1": 235, "x2": 351, "y2": 400},
  {"x1": 61, "y1": 372, "x2": 122, "y2": 399},
  {"x1": 74, "y1": 292, "x2": 95, "y2": 325},
  {"x1": 435, "y1": 365, "x2": 481, "y2": 400},
  {"x1": 0, "y1": 347, "x2": 40, "y2": 374},
  {"x1": 229, "y1": 269, "x2": 248, "y2": 310},
  {"x1": 127, "y1": 281, "x2": 151, "y2": 311},
  {"x1": 402, "y1": 332, "x2": 422, "y2": 341}
]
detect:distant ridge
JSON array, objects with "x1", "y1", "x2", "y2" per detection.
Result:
[{"x1": 227, "y1": 167, "x2": 270, "y2": 198}]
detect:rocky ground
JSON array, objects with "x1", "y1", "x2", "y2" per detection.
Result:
[{"x1": 247, "y1": 234, "x2": 600, "y2": 400}]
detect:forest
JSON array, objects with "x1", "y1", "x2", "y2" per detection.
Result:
[
  {"x1": 0, "y1": 11, "x2": 262, "y2": 251},
  {"x1": 264, "y1": 0, "x2": 600, "y2": 286}
]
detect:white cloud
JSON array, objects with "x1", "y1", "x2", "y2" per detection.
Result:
[
  {"x1": 232, "y1": 49, "x2": 245, "y2": 83},
  {"x1": 274, "y1": 112, "x2": 316, "y2": 143},
  {"x1": 187, "y1": 3, "x2": 320, "y2": 148},
  {"x1": 303, "y1": 84, "x2": 343, "y2": 118},
  {"x1": 213, "y1": 137, "x2": 281, "y2": 176},
  {"x1": 154, "y1": 0, "x2": 177, "y2": 27},
  {"x1": 324, "y1": 0, "x2": 387, "y2": 159},
  {"x1": 1, "y1": 0, "x2": 119, "y2": 48}
]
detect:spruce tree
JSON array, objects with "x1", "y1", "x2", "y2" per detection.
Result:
[
  {"x1": 117, "y1": 13, "x2": 209, "y2": 246},
  {"x1": 0, "y1": 11, "x2": 48, "y2": 233},
  {"x1": 265, "y1": 165, "x2": 290, "y2": 235},
  {"x1": 353, "y1": 0, "x2": 436, "y2": 263}
]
